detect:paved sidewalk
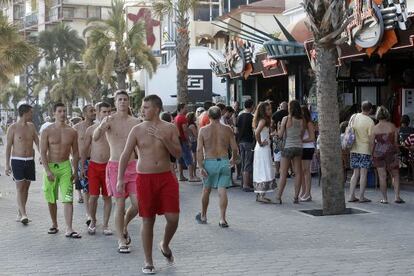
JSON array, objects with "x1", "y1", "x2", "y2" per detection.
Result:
[{"x1": 0, "y1": 151, "x2": 414, "y2": 275}]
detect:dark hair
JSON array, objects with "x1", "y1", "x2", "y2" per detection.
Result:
[
  {"x1": 18, "y1": 104, "x2": 32, "y2": 117},
  {"x1": 289, "y1": 100, "x2": 302, "y2": 119},
  {"x1": 216, "y1": 103, "x2": 226, "y2": 111},
  {"x1": 82, "y1": 104, "x2": 93, "y2": 114},
  {"x1": 160, "y1": 112, "x2": 172, "y2": 122},
  {"x1": 340, "y1": 121, "x2": 349, "y2": 134},
  {"x1": 361, "y1": 101, "x2": 373, "y2": 112},
  {"x1": 208, "y1": 106, "x2": 221, "y2": 120},
  {"x1": 225, "y1": 106, "x2": 234, "y2": 114},
  {"x1": 53, "y1": 102, "x2": 65, "y2": 112},
  {"x1": 301, "y1": 105, "x2": 312, "y2": 124},
  {"x1": 253, "y1": 102, "x2": 271, "y2": 128},
  {"x1": 244, "y1": 99, "x2": 254, "y2": 109},
  {"x1": 203, "y1": 101, "x2": 214, "y2": 110},
  {"x1": 186, "y1": 112, "x2": 196, "y2": 125},
  {"x1": 143, "y1": 94, "x2": 163, "y2": 113},
  {"x1": 171, "y1": 111, "x2": 177, "y2": 118},
  {"x1": 177, "y1": 103, "x2": 186, "y2": 112},
  {"x1": 401, "y1": 115, "x2": 410, "y2": 126},
  {"x1": 115, "y1": 90, "x2": 129, "y2": 99},
  {"x1": 97, "y1": 102, "x2": 111, "y2": 112}
]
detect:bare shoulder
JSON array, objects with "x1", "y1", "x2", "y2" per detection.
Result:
[
  {"x1": 86, "y1": 123, "x2": 98, "y2": 135},
  {"x1": 7, "y1": 123, "x2": 16, "y2": 132},
  {"x1": 73, "y1": 122, "x2": 82, "y2": 130},
  {"x1": 223, "y1": 124, "x2": 233, "y2": 135}
]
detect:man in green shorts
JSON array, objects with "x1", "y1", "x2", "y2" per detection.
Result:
[
  {"x1": 195, "y1": 106, "x2": 239, "y2": 228},
  {"x1": 40, "y1": 102, "x2": 81, "y2": 238}
]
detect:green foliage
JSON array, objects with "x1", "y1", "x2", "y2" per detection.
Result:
[
  {"x1": 83, "y1": 0, "x2": 157, "y2": 89},
  {"x1": 0, "y1": 14, "x2": 38, "y2": 85},
  {"x1": 0, "y1": 83, "x2": 27, "y2": 116}
]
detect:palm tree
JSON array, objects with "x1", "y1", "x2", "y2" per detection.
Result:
[
  {"x1": 153, "y1": 0, "x2": 198, "y2": 104},
  {"x1": 0, "y1": 83, "x2": 27, "y2": 118},
  {"x1": 303, "y1": 0, "x2": 351, "y2": 215},
  {"x1": 0, "y1": 14, "x2": 38, "y2": 85},
  {"x1": 38, "y1": 22, "x2": 85, "y2": 67},
  {"x1": 33, "y1": 64, "x2": 58, "y2": 115},
  {"x1": 83, "y1": 0, "x2": 157, "y2": 90},
  {"x1": 50, "y1": 62, "x2": 92, "y2": 116}
]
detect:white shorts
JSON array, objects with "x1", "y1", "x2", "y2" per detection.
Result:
[{"x1": 274, "y1": 151, "x2": 282, "y2": 162}]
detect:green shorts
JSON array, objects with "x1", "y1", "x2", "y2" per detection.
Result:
[
  {"x1": 42, "y1": 160, "x2": 73, "y2": 204},
  {"x1": 202, "y1": 158, "x2": 231, "y2": 189}
]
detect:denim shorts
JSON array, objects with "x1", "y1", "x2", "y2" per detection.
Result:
[
  {"x1": 179, "y1": 141, "x2": 193, "y2": 166},
  {"x1": 281, "y1": 147, "x2": 303, "y2": 159}
]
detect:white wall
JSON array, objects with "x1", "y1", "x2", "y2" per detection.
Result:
[{"x1": 144, "y1": 47, "x2": 227, "y2": 109}]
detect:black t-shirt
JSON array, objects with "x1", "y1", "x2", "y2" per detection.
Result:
[
  {"x1": 236, "y1": 112, "x2": 254, "y2": 143},
  {"x1": 272, "y1": 110, "x2": 289, "y2": 126}
]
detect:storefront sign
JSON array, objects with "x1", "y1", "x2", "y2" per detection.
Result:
[{"x1": 187, "y1": 69, "x2": 213, "y2": 103}]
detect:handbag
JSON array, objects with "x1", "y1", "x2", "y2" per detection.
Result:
[
  {"x1": 273, "y1": 120, "x2": 286, "y2": 153},
  {"x1": 342, "y1": 114, "x2": 357, "y2": 150}
]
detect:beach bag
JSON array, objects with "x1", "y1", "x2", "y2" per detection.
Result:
[{"x1": 342, "y1": 114, "x2": 357, "y2": 150}]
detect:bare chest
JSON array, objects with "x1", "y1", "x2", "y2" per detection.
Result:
[
  {"x1": 49, "y1": 129, "x2": 74, "y2": 146},
  {"x1": 108, "y1": 121, "x2": 135, "y2": 141},
  {"x1": 13, "y1": 127, "x2": 33, "y2": 144}
]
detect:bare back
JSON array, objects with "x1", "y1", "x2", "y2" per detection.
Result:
[
  {"x1": 86, "y1": 124, "x2": 110, "y2": 163},
  {"x1": 43, "y1": 124, "x2": 77, "y2": 162},
  {"x1": 74, "y1": 121, "x2": 93, "y2": 158},
  {"x1": 135, "y1": 121, "x2": 178, "y2": 173},
  {"x1": 8, "y1": 122, "x2": 37, "y2": 157},
  {"x1": 200, "y1": 123, "x2": 233, "y2": 158},
  {"x1": 106, "y1": 114, "x2": 140, "y2": 161}
]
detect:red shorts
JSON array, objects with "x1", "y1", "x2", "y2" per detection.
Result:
[
  {"x1": 88, "y1": 161, "x2": 108, "y2": 196},
  {"x1": 106, "y1": 160, "x2": 137, "y2": 198},
  {"x1": 136, "y1": 171, "x2": 180, "y2": 218}
]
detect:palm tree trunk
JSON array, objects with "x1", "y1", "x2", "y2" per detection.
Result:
[
  {"x1": 117, "y1": 72, "x2": 127, "y2": 90},
  {"x1": 315, "y1": 46, "x2": 346, "y2": 215},
  {"x1": 175, "y1": 14, "x2": 190, "y2": 104}
]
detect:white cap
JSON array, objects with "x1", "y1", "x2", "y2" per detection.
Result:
[{"x1": 196, "y1": 107, "x2": 205, "y2": 113}]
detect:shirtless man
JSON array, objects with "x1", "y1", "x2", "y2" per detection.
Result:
[
  {"x1": 81, "y1": 102, "x2": 112, "y2": 235},
  {"x1": 41, "y1": 102, "x2": 81, "y2": 238},
  {"x1": 118, "y1": 95, "x2": 181, "y2": 274},
  {"x1": 93, "y1": 90, "x2": 140, "y2": 253},
  {"x1": 5, "y1": 104, "x2": 40, "y2": 224},
  {"x1": 195, "y1": 106, "x2": 239, "y2": 228},
  {"x1": 73, "y1": 105, "x2": 96, "y2": 224}
]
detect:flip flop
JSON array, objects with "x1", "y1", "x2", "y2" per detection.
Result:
[
  {"x1": 188, "y1": 178, "x2": 201, "y2": 182},
  {"x1": 178, "y1": 177, "x2": 188, "y2": 182},
  {"x1": 395, "y1": 199, "x2": 405, "y2": 204},
  {"x1": 359, "y1": 198, "x2": 372, "y2": 203},
  {"x1": 380, "y1": 199, "x2": 388, "y2": 204},
  {"x1": 195, "y1": 213, "x2": 207, "y2": 224},
  {"x1": 142, "y1": 265, "x2": 155, "y2": 274},
  {"x1": 124, "y1": 232, "x2": 131, "y2": 245},
  {"x1": 78, "y1": 198, "x2": 84, "y2": 204},
  {"x1": 348, "y1": 198, "x2": 359, "y2": 203},
  {"x1": 65, "y1": 232, "x2": 82, "y2": 239},
  {"x1": 103, "y1": 229, "x2": 113, "y2": 236},
  {"x1": 48, "y1": 227, "x2": 59, "y2": 234},
  {"x1": 118, "y1": 245, "x2": 130, "y2": 254},
  {"x1": 219, "y1": 221, "x2": 229, "y2": 228},
  {"x1": 20, "y1": 217, "x2": 29, "y2": 225},
  {"x1": 159, "y1": 243, "x2": 174, "y2": 264}
]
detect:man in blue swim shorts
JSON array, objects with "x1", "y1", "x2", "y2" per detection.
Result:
[{"x1": 195, "y1": 106, "x2": 239, "y2": 228}]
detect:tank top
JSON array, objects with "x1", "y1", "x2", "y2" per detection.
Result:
[
  {"x1": 302, "y1": 129, "x2": 315, "y2": 149},
  {"x1": 284, "y1": 118, "x2": 303, "y2": 149}
]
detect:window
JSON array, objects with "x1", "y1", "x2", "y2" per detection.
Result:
[
  {"x1": 88, "y1": 6, "x2": 101, "y2": 19},
  {"x1": 194, "y1": 3, "x2": 210, "y2": 21},
  {"x1": 62, "y1": 7, "x2": 74, "y2": 18}
]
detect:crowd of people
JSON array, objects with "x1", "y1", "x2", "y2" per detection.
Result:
[{"x1": 3, "y1": 91, "x2": 411, "y2": 274}]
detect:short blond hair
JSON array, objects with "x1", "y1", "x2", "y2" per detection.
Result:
[{"x1": 375, "y1": 106, "x2": 390, "y2": 121}]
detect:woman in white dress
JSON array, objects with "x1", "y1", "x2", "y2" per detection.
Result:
[{"x1": 253, "y1": 102, "x2": 276, "y2": 203}]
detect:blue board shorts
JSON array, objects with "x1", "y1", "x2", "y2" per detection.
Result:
[
  {"x1": 202, "y1": 158, "x2": 231, "y2": 189},
  {"x1": 75, "y1": 159, "x2": 89, "y2": 192}
]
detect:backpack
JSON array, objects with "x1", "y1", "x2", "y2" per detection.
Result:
[{"x1": 342, "y1": 114, "x2": 357, "y2": 150}]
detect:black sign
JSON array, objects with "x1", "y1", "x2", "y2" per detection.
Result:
[{"x1": 188, "y1": 69, "x2": 213, "y2": 103}]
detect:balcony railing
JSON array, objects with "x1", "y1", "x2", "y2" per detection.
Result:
[{"x1": 24, "y1": 12, "x2": 38, "y2": 28}]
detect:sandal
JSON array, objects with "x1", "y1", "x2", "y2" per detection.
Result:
[
  {"x1": 348, "y1": 198, "x2": 359, "y2": 203},
  {"x1": 118, "y1": 245, "x2": 130, "y2": 254},
  {"x1": 65, "y1": 231, "x2": 82, "y2": 239},
  {"x1": 88, "y1": 226, "x2": 96, "y2": 235},
  {"x1": 86, "y1": 219, "x2": 92, "y2": 226},
  {"x1": 219, "y1": 221, "x2": 229, "y2": 228},
  {"x1": 20, "y1": 217, "x2": 29, "y2": 225},
  {"x1": 48, "y1": 227, "x2": 59, "y2": 234},
  {"x1": 159, "y1": 242, "x2": 174, "y2": 264},
  {"x1": 142, "y1": 265, "x2": 155, "y2": 274},
  {"x1": 293, "y1": 198, "x2": 299, "y2": 204},
  {"x1": 395, "y1": 198, "x2": 405, "y2": 204},
  {"x1": 380, "y1": 199, "x2": 388, "y2": 204},
  {"x1": 124, "y1": 231, "x2": 131, "y2": 245},
  {"x1": 78, "y1": 198, "x2": 84, "y2": 204},
  {"x1": 178, "y1": 176, "x2": 188, "y2": 182},
  {"x1": 359, "y1": 198, "x2": 372, "y2": 203},
  {"x1": 103, "y1": 229, "x2": 113, "y2": 236},
  {"x1": 195, "y1": 213, "x2": 207, "y2": 224}
]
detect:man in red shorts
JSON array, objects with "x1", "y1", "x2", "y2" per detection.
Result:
[
  {"x1": 93, "y1": 90, "x2": 140, "y2": 253},
  {"x1": 117, "y1": 94, "x2": 181, "y2": 274},
  {"x1": 81, "y1": 102, "x2": 112, "y2": 235}
]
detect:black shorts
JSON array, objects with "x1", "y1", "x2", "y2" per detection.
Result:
[
  {"x1": 11, "y1": 158, "x2": 36, "y2": 182},
  {"x1": 302, "y1": 148, "x2": 315, "y2": 160}
]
